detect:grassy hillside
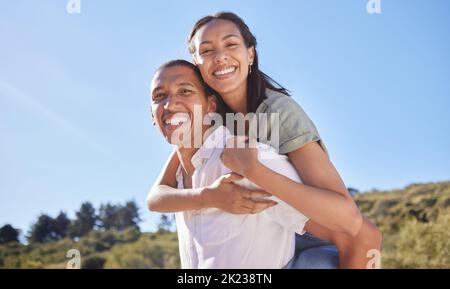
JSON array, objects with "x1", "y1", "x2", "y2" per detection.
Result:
[
  {"x1": 0, "y1": 227, "x2": 180, "y2": 269},
  {"x1": 354, "y1": 181, "x2": 450, "y2": 268},
  {"x1": 1, "y1": 181, "x2": 449, "y2": 268}
]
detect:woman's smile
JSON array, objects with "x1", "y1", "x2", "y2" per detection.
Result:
[{"x1": 212, "y1": 65, "x2": 237, "y2": 79}]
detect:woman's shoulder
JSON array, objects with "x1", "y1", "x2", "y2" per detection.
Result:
[
  {"x1": 261, "y1": 89, "x2": 295, "y2": 109},
  {"x1": 256, "y1": 89, "x2": 328, "y2": 156},
  {"x1": 259, "y1": 89, "x2": 311, "y2": 121}
]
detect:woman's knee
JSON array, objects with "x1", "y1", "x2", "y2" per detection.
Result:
[{"x1": 359, "y1": 218, "x2": 382, "y2": 250}]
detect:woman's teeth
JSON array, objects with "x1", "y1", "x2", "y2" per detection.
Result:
[{"x1": 213, "y1": 66, "x2": 236, "y2": 76}]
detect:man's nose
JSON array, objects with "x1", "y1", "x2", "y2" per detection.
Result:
[{"x1": 163, "y1": 94, "x2": 179, "y2": 111}]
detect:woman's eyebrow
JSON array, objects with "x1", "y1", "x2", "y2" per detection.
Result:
[
  {"x1": 222, "y1": 34, "x2": 240, "y2": 41},
  {"x1": 200, "y1": 34, "x2": 240, "y2": 46}
]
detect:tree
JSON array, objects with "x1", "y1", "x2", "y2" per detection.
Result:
[
  {"x1": 348, "y1": 187, "x2": 360, "y2": 197},
  {"x1": 28, "y1": 214, "x2": 57, "y2": 243},
  {"x1": 69, "y1": 202, "x2": 98, "y2": 238},
  {"x1": 98, "y1": 201, "x2": 142, "y2": 231},
  {"x1": 0, "y1": 224, "x2": 20, "y2": 244},
  {"x1": 54, "y1": 211, "x2": 71, "y2": 239},
  {"x1": 120, "y1": 201, "x2": 142, "y2": 231},
  {"x1": 157, "y1": 214, "x2": 173, "y2": 233},
  {"x1": 99, "y1": 203, "x2": 118, "y2": 231}
]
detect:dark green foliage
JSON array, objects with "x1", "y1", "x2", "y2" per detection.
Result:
[
  {"x1": 81, "y1": 255, "x2": 106, "y2": 269},
  {"x1": 1, "y1": 181, "x2": 448, "y2": 268},
  {"x1": 69, "y1": 202, "x2": 98, "y2": 239},
  {"x1": 0, "y1": 225, "x2": 20, "y2": 244}
]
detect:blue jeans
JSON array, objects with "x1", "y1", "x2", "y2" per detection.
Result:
[{"x1": 285, "y1": 233, "x2": 339, "y2": 269}]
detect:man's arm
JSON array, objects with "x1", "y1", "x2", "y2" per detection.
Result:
[
  {"x1": 147, "y1": 149, "x2": 276, "y2": 214},
  {"x1": 147, "y1": 149, "x2": 205, "y2": 212}
]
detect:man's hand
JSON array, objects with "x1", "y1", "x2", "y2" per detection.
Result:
[{"x1": 202, "y1": 173, "x2": 277, "y2": 214}]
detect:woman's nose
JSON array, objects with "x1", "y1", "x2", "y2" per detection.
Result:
[{"x1": 214, "y1": 49, "x2": 229, "y2": 63}]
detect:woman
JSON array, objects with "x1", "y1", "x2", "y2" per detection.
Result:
[{"x1": 148, "y1": 12, "x2": 382, "y2": 268}]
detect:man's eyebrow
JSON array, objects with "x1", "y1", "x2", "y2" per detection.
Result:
[
  {"x1": 177, "y1": 82, "x2": 195, "y2": 88},
  {"x1": 152, "y1": 86, "x2": 164, "y2": 94},
  {"x1": 199, "y1": 34, "x2": 240, "y2": 46}
]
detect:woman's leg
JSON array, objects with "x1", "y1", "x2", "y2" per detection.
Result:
[{"x1": 301, "y1": 217, "x2": 382, "y2": 269}]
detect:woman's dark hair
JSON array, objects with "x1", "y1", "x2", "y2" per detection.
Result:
[
  {"x1": 156, "y1": 59, "x2": 231, "y2": 120},
  {"x1": 187, "y1": 12, "x2": 290, "y2": 113}
]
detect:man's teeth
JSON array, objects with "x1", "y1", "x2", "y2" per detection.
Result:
[
  {"x1": 165, "y1": 117, "x2": 188, "y2": 125},
  {"x1": 213, "y1": 66, "x2": 236, "y2": 76}
]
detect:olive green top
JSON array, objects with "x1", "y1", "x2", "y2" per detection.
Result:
[{"x1": 250, "y1": 89, "x2": 329, "y2": 156}]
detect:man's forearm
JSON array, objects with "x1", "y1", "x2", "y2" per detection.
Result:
[{"x1": 147, "y1": 185, "x2": 206, "y2": 213}]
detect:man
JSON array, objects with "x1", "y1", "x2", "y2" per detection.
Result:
[{"x1": 150, "y1": 60, "x2": 310, "y2": 268}]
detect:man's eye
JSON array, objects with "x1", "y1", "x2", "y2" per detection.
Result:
[
  {"x1": 153, "y1": 93, "x2": 166, "y2": 100},
  {"x1": 226, "y1": 43, "x2": 238, "y2": 48}
]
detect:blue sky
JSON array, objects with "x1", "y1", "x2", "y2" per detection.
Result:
[{"x1": 1, "y1": 0, "x2": 449, "y2": 235}]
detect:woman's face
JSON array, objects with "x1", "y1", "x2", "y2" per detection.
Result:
[{"x1": 192, "y1": 19, "x2": 254, "y2": 98}]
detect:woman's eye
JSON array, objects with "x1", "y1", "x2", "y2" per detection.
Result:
[
  {"x1": 200, "y1": 49, "x2": 212, "y2": 55},
  {"x1": 226, "y1": 43, "x2": 238, "y2": 48}
]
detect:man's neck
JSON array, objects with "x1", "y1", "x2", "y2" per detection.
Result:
[
  {"x1": 175, "y1": 125, "x2": 212, "y2": 177},
  {"x1": 176, "y1": 147, "x2": 198, "y2": 178}
]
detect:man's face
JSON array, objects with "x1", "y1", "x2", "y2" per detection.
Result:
[{"x1": 151, "y1": 65, "x2": 216, "y2": 147}]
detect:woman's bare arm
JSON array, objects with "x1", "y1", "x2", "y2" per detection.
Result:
[{"x1": 222, "y1": 140, "x2": 363, "y2": 236}]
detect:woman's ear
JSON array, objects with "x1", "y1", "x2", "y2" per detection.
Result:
[{"x1": 247, "y1": 46, "x2": 255, "y2": 64}]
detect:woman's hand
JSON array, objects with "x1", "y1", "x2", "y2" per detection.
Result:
[
  {"x1": 202, "y1": 173, "x2": 277, "y2": 214},
  {"x1": 221, "y1": 136, "x2": 260, "y2": 177}
]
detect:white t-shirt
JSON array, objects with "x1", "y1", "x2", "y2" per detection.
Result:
[{"x1": 175, "y1": 126, "x2": 309, "y2": 269}]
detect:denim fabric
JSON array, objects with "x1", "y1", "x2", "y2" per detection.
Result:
[{"x1": 285, "y1": 233, "x2": 339, "y2": 269}]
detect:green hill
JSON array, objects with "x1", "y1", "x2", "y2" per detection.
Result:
[
  {"x1": 1, "y1": 181, "x2": 449, "y2": 269},
  {"x1": 354, "y1": 180, "x2": 450, "y2": 268},
  {"x1": 0, "y1": 227, "x2": 180, "y2": 269}
]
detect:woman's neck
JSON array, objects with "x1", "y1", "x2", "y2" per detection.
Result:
[{"x1": 221, "y1": 82, "x2": 248, "y2": 114}]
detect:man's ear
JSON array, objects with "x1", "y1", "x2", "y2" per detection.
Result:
[{"x1": 206, "y1": 95, "x2": 217, "y2": 113}]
